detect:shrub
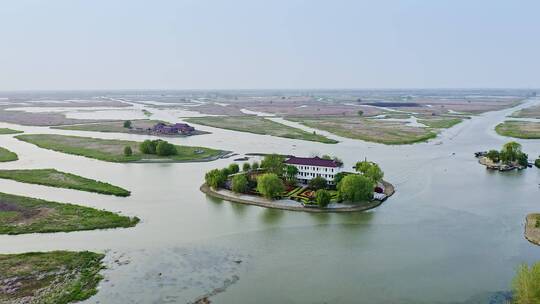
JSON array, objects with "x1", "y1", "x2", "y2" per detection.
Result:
[
  {"x1": 139, "y1": 140, "x2": 155, "y2": 154},
  {"x1": 220, "y1": 168, "x2": 230, "y2": 177},
  {"x1": 123, "y1": 120, "x2": 132, "y2": 128},
  {"x1": 256, "y1": 173, "x2": 285, "y2": 199},
  {"x1": 205, "y1": 169, "x2": 226, "y2": 189},
  {"x1": 231, "y1": 174, "x2": 249, "y2": 193},
  {"x1": 337, "y1": 174, "x2": 373, "y2": 202},
  {"x1": 517, "y1": 152, "x2": 528, "y2": 167},
  {"x1": 252, "y1": 161, "x2": 260, "y2": 170},
  {"x1": 315, "y1": 189, "x2": 331, "y2": 208},
  {"x1": 309, "y1": 176, "x2": 327, "y2": 190},
  {"x1": 156, "y1": 141, "x2": 177, "y2": 156},
  {"x1": 242, "y1": 163, "x2": 251, "y2": 172},
  {"x1": 486, "y1": 150, "x2": 500, "y2": 162},
  {"x1": 228, "y1": 163, "x2": 240, "y2": 174},
  {"x1": 123, "y1": 146, "x2": 133, "y2": 156},
  {"x1": 535, "y1": 158, "x2": 540, "y2": 168}
]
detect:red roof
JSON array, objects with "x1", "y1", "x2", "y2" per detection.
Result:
[{"x1": 284, "y1": 156, "x2": 340, "y2": 168}]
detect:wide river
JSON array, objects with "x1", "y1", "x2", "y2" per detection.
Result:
[{"x1": 0, "y1": 98, "x2": 539, "y2": 303}]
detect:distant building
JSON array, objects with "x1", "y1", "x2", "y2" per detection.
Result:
[
  {"x1": 152, "y1": 122, "x2": 195, "y2": 135},
  {"x1": 284, "y1": 156, "x2": 343, "y2": 185}
]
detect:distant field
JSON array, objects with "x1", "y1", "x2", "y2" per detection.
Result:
[
  {"x1": 0, "y1": 147, "x2": 18, "y2": 162},
  {"x1": 0, "y1": 128, "x2": 23, "y2": 135},
  {"x1": 495, "y1": 121, "x2": 540, "y2": 139},
  {"x1": 510, "y1": 105, "x2": 540, "y2": 119},
  {"x1": 15, "y1": 134, "x2": 226, "y2": 163},
  {"x1": 286, "y1": 116, "x2": 437, "y2": 145},
  {"x1": 185, "y1": 116, "x2": 338, "y2": 144},
  {"x1": 0, "y1": 169, "x2": 130, "y2": 197},
  {"x1": 0, "y1": 191, "x2": 139, "y2": 235},
  {"x1": 53, "y1": 119, "x2": 208, "y2": 136},
  {"x1": 0, "y1": 251, "x2": 105, "y2": 304},
  {"x1": 417, "y1": 117, "x2": 464, "y2": 129}
]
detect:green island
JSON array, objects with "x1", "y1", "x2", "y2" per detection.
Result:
[
  {"x1": 202, "y1": 154, "x2": 394, "y2": 212},
  {"x1": 0, "y1": 169, "x2": 130, "y2": 197},
  {"x1": 15, "y1": 134, "x2": 227, "y2": 163},
  {"x1": 495, "y1": 121, "x2": 540, "y2": 139},
  {"x1": 417, "y1": 117, "x2": 464, "y2": 129},
  {"x1": 0, "y1": 147, "x2": 18, "y2": 162},
  {"x1": 0, "y1": 192, "x2": 139, "y2": 235},
  {"x1": 184, "y1": 116, "x2": 338, "y2": 144},
  {"x1": 0, "y1": 251, "x2": 105, "y2": 304},
  {"x1": 510, "y1": 105, "x2": 540, "y2": 119},
  {"x1": 476, "y1": 141, "x2": 530, "y2": 171},
  {"x1": 0, "y1": 128, "x2": 23, "y2": 135},
  {"x1": 286, "y1": 116, "x2": 437, "y2": 145}
]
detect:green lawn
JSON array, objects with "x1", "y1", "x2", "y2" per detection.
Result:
[
  {"x1": 286, "y1": 116, "x2": 437, "y2": 145},
  {"x1": 185, "y1": 116, "x2": 338, "y2": 144},
  {"x1": 0, "y1": 128, "x2": 23, "y2": 135},
  {"x1": 0, "y1": 192, "x2": 139, "y2": 235},
  {"x1": 15, "y1": 134, "x2": 226, "y2": 163},
  {"x1": 495, "y1": 121, "x2": 540, "y2": 139},
  {"x1": 417, "y1": 117, "x2": 463, "y2": 129},
  {"x1": 52, "y1": 119, "x2": 160, "y2": 133},
  {"x1": 0, "y1": 169, "x2": 130, "y2": 197},
  {"x1": 0, "y1": 147, "x2": 18, "y2": 162},
  {"x1": 0, "y1": 251, "x2": 104, "y2": 304}
]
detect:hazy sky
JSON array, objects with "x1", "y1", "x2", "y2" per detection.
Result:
[{"x1": 1, "y1": 0, "x2": 539, "y2": 90}]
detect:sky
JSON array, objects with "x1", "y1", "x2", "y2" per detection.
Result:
[{"x1": 1, "y1": 0, "x2": 539, "y2": 90}]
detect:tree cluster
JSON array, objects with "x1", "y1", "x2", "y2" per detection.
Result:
[{"x1": 139, "y1": 140, "x2": 177, "y2": 156}]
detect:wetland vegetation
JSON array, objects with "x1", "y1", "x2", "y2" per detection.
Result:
[
  {"x1": 0, "y1": 147, "x2": 18, "y2": 162},
  {"x1": 495, "y1": 121, "x2": 540, "y2": 139}
]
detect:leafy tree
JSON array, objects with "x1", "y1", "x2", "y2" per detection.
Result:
[
  {"x1": 486, "y1": 150, "x2": 500, "y2": 162},
  {"x1": 228, "y1": 163, "x2": 240, "y2": 174},
  {"x1": 517, "y1": 152, "x2": 528, "y2": 167},
  {"x1": 333, "y1": 156, "x2": 343, "y2": 167},
  {"x1": 220, "y1": 168, "x2": 231, "y2": 177},
  {"x1": 139, "y1": 140, "x2": 156, "y2": 154},
  {"x1": 256, "y1": 173, "x2": 285, "y2": 199},
  {"x1": 322, "y1": 154, "x2": 332, "y2": 160},
  {"x1": 205, "y1": 169, "x2": 226, "y2": 189},
  {"x1": 261, "y1": 154, "x2": 285, "y2": 175},
  {"x1": 123, "y1": 120, "x2": 132, "y2": 128},
  {"x1": 315, "y1": 189, "x2": 331, "y2": 208},
  {"x1": 512, "y1": 262, "x2": 540, "y2": 304},
  {"x1": 357, "y1": 110, "x2": 364, "y2": 116},
  {"x1": 231, "y1": 174, "x2": 249, "y2": 193},
  {"x1": 309, "y1": 176, "x2": 327, "y2": 190},
  {"x1": 501, "y1": 141, "x2": 522, "y2": 163},
  {"x1": 535, "y1": 158, "x2": 540, "y2": 169},
  {"x1": 337, "y1": 174, "x2": 373, "y2": 202},
  {"x1": 123, "y1": 146, "x2": 133, "y2": 156},
  {"x1": 333, "y1": 172, "x2": 348, "y2": 185},
  {"x1": 242, "y1": 162, "x2": 251, "y2": 172},
  {"x1": 284, "y1": 165, "x2": 299, "y2": 184},
  {"x1": 252, "y1": 161, "x2": 260, "y2": 170},
  {"x1": 156, "y1": 141, "x2": 177, "y2": 156},
  {"x1": 355, "y1": 161, "x2": 384, "y2": 183}
]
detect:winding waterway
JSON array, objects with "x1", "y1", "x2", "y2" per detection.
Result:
[{"x1": 0, "y1": 98, "x2": 539, "y2": 303}]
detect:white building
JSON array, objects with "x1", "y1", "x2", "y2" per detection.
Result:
[{"x1": 284, "y1": 156, "x2": 343, "y2": 185}]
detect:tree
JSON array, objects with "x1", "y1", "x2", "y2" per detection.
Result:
[
  {"x1": 231, "y1": 174, "x2": 249, "y2": 193},
  {"x1": 256, "y1": 173, "x2": 285, "y2": 199},
  {"x1": 123, "y1": 146, "x2": 133, "y2": 156},
  {"x1": 123, "y1": 120, "x2": 132, "y2": 128},
  {"x1": 220, "y1": 168, "x2": 231, "y2": 177},
  {"x1": 333, "y1": 172, "x2": 347, "y2": 185},
  {"x1": 261, "y1": 154, "x2": 285, "y2": 175},
  {"x1": 501, "y1": 141, "x2": 522, "y2": 163},
  {"x1": 355, "y1": 161, "x2": 384, "y2": 183},
  {"x1": 512, "y1": 262, "x2": 540, "y2": 304},
  {"x1": 486, "y1": 150, "x2": 500, "y2": 162},
  {"x1": 309, "y1": 176, "x2": 327, "y2": 190},
  {"x1": 315, "y1": 189, "x2": 331, "y2": 208},
  {"x1": 535, "y1": 158, "x2": 540, "y2": 169},
  {"x1": 357, "y1": 110, "x2": 364, "y2": 116},
  {"x1": 242, "y1": 162, "x2": 251, "y2": 172},
  {"x1": 284, "y1": 165, "x2": 298, "y2": 184},
  {"x1": 322, "y1": 154, "x2": 332, "y2": 160},
  {"x1": 228, "y1": 163, "x2": 240, "y2": 174},
  {"x1": 252, "y1": 161, "x2": 260, "y2": 170},
  {"x1": 205, "y1": 169, "x2": 226, "y2": 189},
  {"x1": 156, "y1": 141, "x2": 177, "y2": 156},
  {"x1": 337, "y1": 174, "x2": 373, "y2": 202},
  {"x1": 517, "y1": 152, "x2": 528, "y2": 167},
  {"x1": 139, "y1": 140, "x2": 156, "y2": 154}
]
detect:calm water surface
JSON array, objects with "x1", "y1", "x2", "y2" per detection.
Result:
[{"x1": 0, "y1": 98, "x2": 539, "y2": 303}]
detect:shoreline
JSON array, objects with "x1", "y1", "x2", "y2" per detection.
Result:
[
  {"x1": 200, "y1": 180, "x2": 395, "y2": 213},
  {"x1": 525, "y1": 214, "x2": 540, "y2": 246}
]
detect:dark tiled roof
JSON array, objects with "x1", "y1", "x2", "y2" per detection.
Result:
[{"x1": 284, "y1": 156, "x2": 339, "y2": 168}]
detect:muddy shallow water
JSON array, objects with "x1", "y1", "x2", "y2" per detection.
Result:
[{"x1": 0, "y1": 98, "x2": 539, "y2": 303}]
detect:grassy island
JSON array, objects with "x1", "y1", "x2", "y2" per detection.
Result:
[
  {"x1": 0, "y1": 147, "x2": 18, "y2": 162},
  {"x1": 0, "y1": 192, "x2": 139, "y2": 235},
  {"x1": 417, "y1": 117, "x2": 463, "y2": 129},
  {"x1": 0, "y1": 128, "x2": 23, "y2": 135},
  {"x1": 15, "y1": 134, "x2": 226, "y2": 163},
  {"x1": 0, "y1": 251, "x2": 105, "y2": 304},
  {"x1": 495, "y1": 121, "x2": 540, "y2": 139},
  {"x1": 286, "y1": 116, "x2": 437, "y2": 144},
  {"x1": 185, "y1": 116, "x2": 338, "y2": 144},
  {"x1": 476, "y1": 141, "x2": 529, "y2": 171},
  {"x1": 52, "y1": 119, "x2": 208, "y2": 136},
  {"x1": 0, "y1": 169, "x2": 130, "y2": 197}
]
